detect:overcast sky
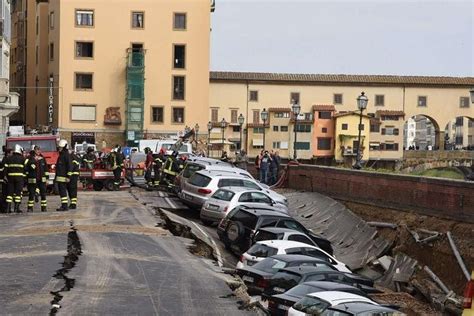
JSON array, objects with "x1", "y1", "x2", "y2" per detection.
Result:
[{"x1": 210, "y1": 0, "x2": 473, "y2": 76}]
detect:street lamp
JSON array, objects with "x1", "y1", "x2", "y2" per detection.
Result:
[
  {"x1": 291, "y1": 99, "x2": 301, "y2": 160},
  {"x1": 260, "y1": 108, "x2": 268, "y2": 149},
  {"x1": 220, "y1": 118, "x2": 227, "y2": 156},
  {"x1": 238, "y1": 114, "x2": 245, "y2": 151},
  {"x1": 194, "y1": 123, "x2": 200, "y2": 150},
  {"x1": 353, "y1": 92, "x2": 369, "y2": 170},
  {"x1": 207, "y1": 121, "x2": 212, "y2": 157}
]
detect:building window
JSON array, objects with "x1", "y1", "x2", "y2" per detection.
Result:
[
  {"x1": 173, "y1": 76, "x2": 185, "y2": 100},
  {"x1": 418, "y1": 96, "x2": 427, "y2": 107},
  {"x1": 211, "y1": 108, "x2": 218, "y2": 122},
  {"x1": 381, "y1": 115, "x2": 399, "y2": 121},
  {"x1": 295, "y1": 142, "x2": 310, "y2": 150},
  {"x1": 173, "y1": 45, "x2": 186, "y2": 69},
  {"x1": 290, "y1": 92, "x2": 300, "y2": 104},
  {"x1": 273, "y1": 126, "x2": 279, "y2": 132},
  {"x1": 281, "y1": 126, "x2": 289, "y2": 132},
  {"x1": 274, "y1": 112, "x2": 290, "y2": 118},
  {"x1": 317, "y1": 138, "x2": 331, "y2": 150},
  {"x1": 129, "y1": 107, "x2": 143, "y2": 122},
  {"x1": 334, "y1": 93, "x2": 343, "y2": 105},
  {"x1": 76, "y1": 10, "x2": 94, "y2": 27},
  {"x1": 232, "y1": 126, "x2": 241, "y2": 132},
  {"x1": 174, "y1": 13, "x2": 186, "y2": 30},
  {"x1": 295, "y1": 124, "x2": 311, "y2": 133},
  {"x1": 380, "y1": 143, "x2": 399, "y2": 151},
  {"x1": 75, "y1": 41, "x2": 93, "y2": 58},
  {"x1": 273, "y1": 141, "x2": 281, "y2": 149},
  {"x1": 318, "y1": 111, "x2": 332, "y2": 119},
  {"x1": 71, "y1": 104, "x2": 96, "y2": 121},
  {"x1": 49, "y1": 12, "x2": 55, "y2": 29},
  {"x1": 49, "y1": 43, "x2": 54, "y2": 61},
  {"x1": 253, "y1": 110, "x2": 259, "y2": 124},
  {"x1": 322, "y1": 127, "x2": 327, "y2": 133},
  {"x1": 460, "y1": 97, "x2": 470, "y2": 108},
  {"x1": 375, "y1": 95, "x2": 385, "y2": 106},
  {"x1": 341, "y1": 123, "x2": 348, "y2": 130},
  {"x1": 172, "y1": 107, "x2": 185, "y2": 123},
  {"x1": 249, "y1": 90, "x2": 258, "y2": 102},
  {"x1": 151, "y1": 106, "x2": 164, "y2": 123},
  {"x1": 230, "y1": 109, "x2": 237, "y2": 123},
  {"x1": 381, "y1": 127, "x2": 399, "y2": 135},
  {"x1": 131, "y1": 11, "x2": 144, "y2": 28},
  {"x1": 75, "y1": 73, "x2": 93, "y2": 90},
  {"x1": 253, "y1": 127, "x2": 264, "y2": 134},
  {"x1": 370, "y1": 123, "x2": 380, "y2": 133}
]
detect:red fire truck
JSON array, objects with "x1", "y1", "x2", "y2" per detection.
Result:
[{"x1": 5, "y1": 134, "x2": 59, "y2": 185}]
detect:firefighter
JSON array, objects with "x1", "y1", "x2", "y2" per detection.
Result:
[
  {"x1": 0, "y1": 146, "x2": 10, "y2": 213},
  {"x1": 34, "y1": 146, "x2": 48, "y2": 212},
  {"x1": 109, "y1": 145, "x2": 124, "y2": 191},
  {"x1": 55, "y1": 139, "x2": 71, "y2": 212},
  {"x1": 25, "y1": 150, "x2": 38, "y2": 212},
  {"x1": 144, "y1": 147, "x2": 154, "y2": 189},
  {"x1": 152, "y1": 148, "x2": 165, "y2": 188},
  {"x1": 5, "y1": 145, "x2": 26, "y2": 213},
  {"x1": 82, "y1": 147, "x2": 96, "y2": 169},
  {"x1": 177, "y1": 154, "x2": 187, "y2": 174},
  {"x1": 161, "y1": 151, "x2": 180, "y2": 189},
  {"x1": 67, "y1": 151, "x2": 80, "y2": 209}
]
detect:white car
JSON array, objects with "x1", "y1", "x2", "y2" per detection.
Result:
[
  {"x1": 236, "y1": 240, "x2": 351, "y2": 273},
  {"x1": 288, "y1": 291, "x2": 380, "y2": 316}
]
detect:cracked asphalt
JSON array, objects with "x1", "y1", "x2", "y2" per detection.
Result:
[{"x1": 0, "y1": 191, "x2": 249, "y2": 315}]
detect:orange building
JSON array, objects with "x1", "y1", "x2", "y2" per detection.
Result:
[{"x1": 312, "y1": 105, "x2": 336, "y2": 159}]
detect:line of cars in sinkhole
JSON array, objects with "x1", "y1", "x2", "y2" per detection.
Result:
[{"x1": 175, "y1": 156, "x2": 404, "y2": 315}]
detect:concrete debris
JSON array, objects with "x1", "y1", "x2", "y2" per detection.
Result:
[
  {"x1": 367, "y1": 221, "x2": 398, "y2": 229},
  {"x1": 423, "y1": 266, "x2": 450, "y2": 295},
  {"x1": 375, "y1": 255, "x2": 394, "y2": 271}
]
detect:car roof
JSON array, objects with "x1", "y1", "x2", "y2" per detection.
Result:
[
  {"x1": 278, "y1": 265, "x2": 328, "y2": 275},
  {"x1": 268, "y1": 254, "x2": 328, "y2": 263},
  {"x1": 216, "y1": 186, "x2": 261, "y2": 193},
  {"x1": 330, "y1": 302, "x2": 397, "y2": 314},
  {"x1": 257, "y1": 227, "x2": 305, "y2": 234},
  {"x1": 306, "y1": 291, "x2": 376, "y2": 305},
  {"x1": 256, "y1": 240, "x2": 317, "y2": 249},
  {"x1": 195, "y1": 169, "x2": 251, "y2": 179},
  {"x1": 237, "y1": 206, "x2": 291, "y2": 217},
  {"x1": 301, "y1": 281, "x2": 361, "y2": 291}
]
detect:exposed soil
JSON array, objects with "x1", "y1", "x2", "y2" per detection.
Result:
[
  {"x1": 371, "y1": 292, "x2": 442, "y2": 316},
  {"x1": 343, "y1": 201, "x2": 474, "y2": 295}
]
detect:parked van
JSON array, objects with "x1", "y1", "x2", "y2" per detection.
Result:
[{"x1": 138, "y1": 139, "x2": 192, "y2": 154}]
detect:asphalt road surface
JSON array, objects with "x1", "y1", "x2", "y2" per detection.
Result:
[{"x1": 0, "y1": 191, "x2": 248, "y2": 315}]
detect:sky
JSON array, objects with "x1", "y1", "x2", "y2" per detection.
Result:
[{"x1": 210, "y1": 0, "x2": 474, "y2": 76}]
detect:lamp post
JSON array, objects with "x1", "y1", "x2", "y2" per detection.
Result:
[
  {"x1": 238, "y1": 114, "x2": 245, "y2": 151},
  {"x1": 207, "y1": 121, "x2": 212, "y2": 157},
  {"x1": 291, "y1": 99, "x2": 301, "y2": 160},
  {"x1": 260, "y1": 108, "x2": 268, "y2": 149},
  {"x1": 353, "y1": 92, "x2": 369, "y2": 170},
  {"x1": 220, "y1": 118, "x2": 227, "y2": 156},
  {"x1": 194, "y1": 123, "x2": 200, "y2": 150}
]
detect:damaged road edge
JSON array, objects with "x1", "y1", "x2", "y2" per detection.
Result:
[{"x1": 49, "y1": 220, "x2": 82, "y2": 315}]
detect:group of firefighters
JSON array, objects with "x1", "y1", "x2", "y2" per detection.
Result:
[
  {"x1": 0, "y1": 139, "x2": 125, "y2": 213},
  {"x1": 143, "y1": 147, "x2": 187, "y2": 190}
]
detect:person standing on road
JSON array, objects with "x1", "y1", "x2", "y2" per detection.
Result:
[
  {"x1": 55, "y1": 140, "x2": 71, "y2": 212},
  {"x1": 161, "y1": 151, "x2": 179, "y2": 189},
  {"x1": 0, "y1": 146, "x2": 10, "y2": 213},
  {"x1": 67, "y1": 151, "x2": 81, "y2": 209},
  {"x1": 25, "y1": 150, "x2": 38, "y2": 212},
  {"x1": 5, "y1": 145, "x2": 26, "y2": 213},
  {"x1": 220, "y1": 151, "x2": 229, "y2": 162},
  {"x1": 152, "y1": 148, "x2": 165, "y2": 188},
  {"x1": 110, "y1": 145, "x2": 124, "y2": 191},
  {"x1": 144, "y1": 147, "x2": 154, "y2": 189},
  {"x1": 259, "y1": 150, "x2": 272, "y2": 185},
  {"x1": 82, "y1": 147, "x2": 96, "y2": 170},
  {"x1": 270, "y1": 151, "x2": 281, "y2": 185},
  {"x1": 34, "y1": 146, "x2": 48, "y2": 212}
]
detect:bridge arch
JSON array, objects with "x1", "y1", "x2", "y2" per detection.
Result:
[
  {"x1": 444, "y1": 116, "x2": 474, "y2": 150},
  {"x1": 404, "y1": 114, "x2": 441, "y2": 150}
]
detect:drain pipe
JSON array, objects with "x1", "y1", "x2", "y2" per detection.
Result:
[{"x1": 447, "y1": 231, "x2": 470, "y2": 281}]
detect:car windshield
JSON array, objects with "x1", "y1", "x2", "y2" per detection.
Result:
[
  {"x1": 189, "y1": 173, "x2": 212, "y2": 187},
  {"x1": 253, "y1": 257, "x2": 288, "y2": 273},
  {"x1": 212, "y1": 189, "x2": 235, "y2": 201},
  {"x1": 183, "y1": 164, "x2": 204, "y2": 178},
  {"x1": 286, "y1": 284, "x2": 321, "y2": 297},
  {"x1": 247, "y1": 244, "x2": 278, "y2": 258},
  {"x1": 7, "y1": 139, "x2": 57, "y2": 152},
  {"x1": 293, "y1": 296, "x2": 330, "y2": 314},
  {"x1": 254, "y1": 230, "x2": 279, "y2": 243},
  {"x1": 271, "y1": 271, "x2": 302, "y2": 289}
]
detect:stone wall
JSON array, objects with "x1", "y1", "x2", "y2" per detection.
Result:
[{"x1": 287, "y1": 164, "x2": 474, "y2": 223}]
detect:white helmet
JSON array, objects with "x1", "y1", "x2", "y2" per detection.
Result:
[
  {"x1": 14, "y1": 144, "x2": 23, "y2": 154},
  {"x1": 58, "y1": 139, "x2": 68, "y2": 149}
]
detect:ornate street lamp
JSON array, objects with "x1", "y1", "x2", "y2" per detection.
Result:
[
  {"x1": 353, "y1": 92, "x2": 369, "y2": 170},
  {"x1": 220, "y1": 118, "x2": 227, "y2": 156},
  {"x1": 260, "y1": 108, "x2": 268, "y2": 149},
  {"x1": 194, "y1": 123, "x2": 200, "y2": 150},
  {"x1": 238, "y1": 114, "x2": 245, "y2": 151},
  {"x1": 291, "y1": 99, "x2": 301, "y2": 160},
  {"x1": 207, "y1": 121, "x2": 212, "y2": 157}
]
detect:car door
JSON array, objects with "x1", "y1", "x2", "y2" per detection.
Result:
[{"x1": 302, "y1": 247, "x2": 333, "y2": 264}]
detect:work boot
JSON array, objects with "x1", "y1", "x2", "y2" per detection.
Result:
[
  {"x1": 56, "y1": 204, "x2": 69, "y2": 212},
  {"x1": 14, "y1": 203, "x2": 22, "y2": 213},
  {"x1": 69, "y1": 204, "x2": 77, "y2": 210},
  {"x1": 41, "y1": 206, "x2": 47, "y2": 212},
  {"x1": 27, "y1": 207, "x2": 33, "y2": 213}
]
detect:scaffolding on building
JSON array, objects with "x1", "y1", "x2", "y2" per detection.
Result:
[{"x1": 126, "y1": 48, "x2": 145, "y2": 146}]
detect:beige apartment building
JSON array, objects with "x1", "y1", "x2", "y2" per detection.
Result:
[
  {"x1": 209, "y1": 72, "x2": 474, "y2": 161},
  {"x1": 13, "y1": 0, "x2": 213, "y2": 147}
]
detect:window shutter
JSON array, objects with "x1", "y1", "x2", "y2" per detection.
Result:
[
  {"x1": 381, "y1": 128, "x2": 386, "y2": 135},
  {"x1": 394, "y1": 128, "x2": 399, "y2": 135}
]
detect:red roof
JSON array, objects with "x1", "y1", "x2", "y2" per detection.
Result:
[
  {"x1": 376, "y1": 110, "x2": 405, "y2": 117},
  {"x1": 268, "y1": 107, "x2": 291, "y2": 113},
  {"x1": 312, "y1": 105, "x2": 336, "y2": 111}
]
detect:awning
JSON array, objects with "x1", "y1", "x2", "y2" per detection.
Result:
[
  {"x1": 253, "y1": 139, "x2": 263, "y2": 146},
  {"x1": 209, "y1": 140, "x2": 234, "y2": 145}
]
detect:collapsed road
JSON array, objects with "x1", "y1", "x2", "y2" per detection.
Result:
[{"x1": 0, "y1": 191, "x2": 249, "y2": 315}]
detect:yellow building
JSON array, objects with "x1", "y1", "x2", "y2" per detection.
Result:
[
  {"x1": 333, "y1": 112, "x2": 370, "y2": 163},
  {"x1": 368, "y1": 111, "x2": 405, "y2": 161},
  {"x1": 15, "y1": 0, "x2": 213, "y2": 147}
]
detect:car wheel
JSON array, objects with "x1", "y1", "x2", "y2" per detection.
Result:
[{"x1": 226, "y1": 221, "x2": 244, "y2": 243}]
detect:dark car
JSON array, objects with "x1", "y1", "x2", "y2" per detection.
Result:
[
  {"x1": 236, "y1": 255, "x2": 338, "y2": 295},
  {"x1": 262, "y1": 266, "x2": 375, "y2": 298},
  {"x1": 217, "y1": 205, "x2": 332, "y2": 255},
  {"x1": 268, "y1": 281, "x2": 375, "y2": 316}
]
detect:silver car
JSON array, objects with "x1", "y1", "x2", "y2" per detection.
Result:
[
  {"x1": 180, "y1": 170, "x2": 288, "y2": 209},
  {"x1": 200, "y1": 187, "x2": 289, "y2": 224}
]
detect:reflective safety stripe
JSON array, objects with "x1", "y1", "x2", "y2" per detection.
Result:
[
  {"x1": 70, "y1": 172, "x2": 80, "y2": 175},
  {"x1": 6, "y1": 196, "x2": 13, "y2": 202},
  {"x1": 28, "y1": 201, "x2": 34, "y2": 206},
  {"x1": 7, "y1": 164, "x2": 25, "y2": 168},
  {"x1": 30, "y1": 165, "x2": 36, "y2": 169},
  {"x1": 73, "y1": 161, "x2": 80, "y2": 165},
  {"x1": 8, "y1": 173, "x2": 25, "y2": 177},
  {"x1": 41, "y1": 201, "x2": 47, "y2": 206},
  {"x1": 61, "y1": 198, "x2": 69, "y2": 202},
  {"x1": 42, "y1": 177, "x2": 48, "y2": 183},
  {"x1": 56, "y1": 176, "x2": 68, "y2": 182},
  {"x1": 14, "y1": 197, "x2": 21, "y2": 202},
  {"x1": 163, "y1": 169, "x2": 177, "y2": 176},
  {"x1": 28, "y1": 178, "x2": 37, "y2": 184},
  {"x1": 36, "y1": 188, "x2": 40, "y2": 193}
]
